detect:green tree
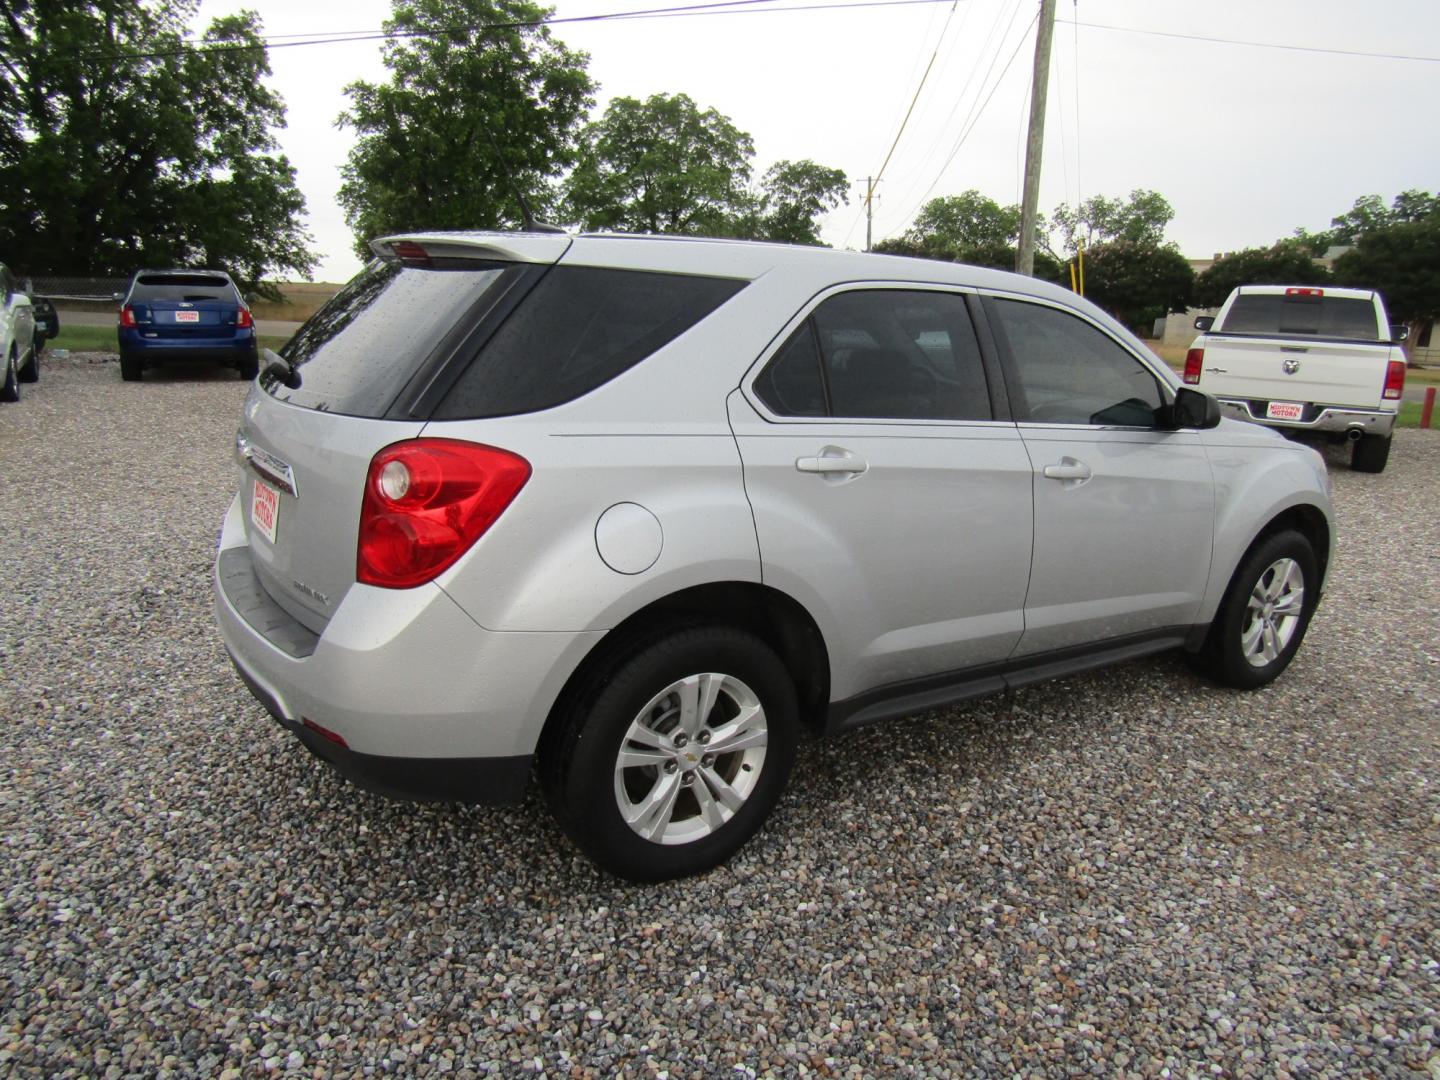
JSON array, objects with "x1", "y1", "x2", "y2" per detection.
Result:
[
  {"x1": 889, "y1": 190, "x2": 1020, "y2": 267},
  {"x1": 1332, "y1": 218, "x2": 1440, "y2": 352},
  {"x1": 0, "y1": 1, "x2": 315, "y2": 292},
  {"x1": 338, "y1": 0, "x2": 595, "y2": 254},
  {"x1": 1049, "y1": 189, "x2": 1174, "y2": 255},
  {"x1": 748, "y1": 160, "x2": 848, "y2": 245},
  {"x1": 563, "y1": 93, "x2": 755, "y2": 235},
  {"x1": 1081, "y1": 242, "x2": 1194, "y2": 334},
  {"x1": 1195, "y1": 241, "x2": 1329, "y2": 308}
]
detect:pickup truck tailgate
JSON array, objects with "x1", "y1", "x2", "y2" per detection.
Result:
[{"x1": 1197, "y1": 337, "x2": 1394, "y2": 408}]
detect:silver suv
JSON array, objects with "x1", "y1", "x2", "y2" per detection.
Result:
[{"x1": 214, "y1": 232, "x2": 1334, "y2": 881}]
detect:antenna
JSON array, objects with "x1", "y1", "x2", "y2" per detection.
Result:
[{"x1": 477, "y1": 120, "x2": 565, "y2": 234}]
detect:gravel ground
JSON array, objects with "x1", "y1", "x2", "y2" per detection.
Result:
[{"x1": 2, "y1": 354, "x2": 1438, "y2": 1078}]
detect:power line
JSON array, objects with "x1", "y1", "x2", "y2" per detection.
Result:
[
  {"x1": 868, "y1": 2, "x2": 962, "y2": 202},
  {"x1": 1060, "y1": 18, "x2": 1440, "y2": 64},
  {"x1": 74, "y1": 0, "x2": 957, "y2": 62},
  {"x1": 894, "y1": 0, "x2": 1023, "y2": 203},
  {"x1": 892, "y1": 5, "x2": 1037, "y2": 233}
]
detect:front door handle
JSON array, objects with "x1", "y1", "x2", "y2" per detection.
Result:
[
  {"x1": 1042, "y1": 458, "x2": 1092, "y2": 482},
  {"x1": 796, "y1": 446, "x2": 868, "y2": 478}
]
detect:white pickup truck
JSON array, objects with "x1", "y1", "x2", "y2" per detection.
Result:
[{"x1": 1184, "y1": 285, "x2": 1407, "y2": 473}]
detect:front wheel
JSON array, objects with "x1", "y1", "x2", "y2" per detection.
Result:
[
  {"x1": 542, "y1": 626, "x2": 799, "y2": 882},
  {"x1": 1, "y1": 348, "x2": 18, "y2": 402},
  {"x1": 18, "y1": 340, "x2": 39, "y2": 383},
  {"x1": 1188, "y1": 529, "x2": 1318, "y2": 690}
]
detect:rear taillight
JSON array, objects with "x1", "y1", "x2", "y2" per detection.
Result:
[
  {"x1": 119, "y1": 305, "x2": 137, "y2": 328},
  {"x1": 357, "y1": 439, "x2": 531, "y2": 589},
  {"x1": 1183, "y1": 347, "x2": 1204, "y2": 385},
  {"x1": 236, "y1": 308, "x2": 254, "y2": 329},
  {"x1": 1383, "y1": 359, "x2": 1406, "y2": 401}
]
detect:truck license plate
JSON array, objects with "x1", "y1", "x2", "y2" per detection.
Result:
[
  {"x1": 1266, "y1": 401, "x2": 1304, "y2": 421},
  {"x1": 251, "y1": 478, "x2": 280, "y2": 544}
]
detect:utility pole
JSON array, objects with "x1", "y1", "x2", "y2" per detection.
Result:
[
  {"x1": 860, "y1": 177, "x2": 880, "y2": 251},
  {"x1": 1015, "y1": 0, "x2": 1056, "y2": 276}
]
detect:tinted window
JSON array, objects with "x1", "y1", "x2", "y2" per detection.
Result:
[
  {"x1": 754, "y1": 323, "x2": 826, "y2": 417},
  {"x1": 131, "y1": 274, "x2": 236, "y2": 302},
  {"x1": 266, "y1": 259, "x2": 513, "y2": 417},
  {"x1": 1220, "y1": 294, "x2": 1380, "y2": 339},
  {"x1": 436, "y1": 266, "x2": 745, "y2": 420},
  {"x1": 994, "y1": 299, "x2": 1162, "y2": 426},
  {"x1": 803, "y1": 290, "x2": 991, "y2": 421}
]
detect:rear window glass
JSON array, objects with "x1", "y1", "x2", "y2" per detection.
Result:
[
  {"x1": 131, "y1": 274, "x2": 235, "y2": 302},
  {"x1": 1220, "y1": 295, "x2": 1380, "y2": 339},
  {"x1": 265, "y1": 259, "x2": 513, "y2": 417},
  {"x1": 434, "y1": 266, "x2": 746, "y2": 420}
]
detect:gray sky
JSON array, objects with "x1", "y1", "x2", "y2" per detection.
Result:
[{"x1": 194, "y1": 0, "x2": 1440, "y2": 283}]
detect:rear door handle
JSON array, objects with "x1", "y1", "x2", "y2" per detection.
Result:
[
  {"x1": 796, "y1": 446, "x2": 868, "y2": 478},
  {"x1": 1042, "y1": 458, "x2": 1092, "y2": 482}
]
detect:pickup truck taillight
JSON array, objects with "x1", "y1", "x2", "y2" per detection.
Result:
[
  {"x1": 1183, "y1": 348, "x2": 1204, "y2": 385},
  {"x1": 1383, "y1": 359, "x2": 1406, "y2": 401},
  {"x1": 357, "y1": 439, "x2": 531, "y2": 589}
]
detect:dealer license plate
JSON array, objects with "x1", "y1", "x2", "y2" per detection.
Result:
[
  {"x1": 174, "y1": 310, "x2": 200, "y2": 323},
  {"x1": 251, "y1": 478, "x2": 280, "y2": 544},
  {"x1": 1265, "y1": 401, "x2": 1304, "y2": 421}
]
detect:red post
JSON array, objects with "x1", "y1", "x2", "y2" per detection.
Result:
[{"x1": 1423, "y1": 386, "x2": 1437, "y2": 430}]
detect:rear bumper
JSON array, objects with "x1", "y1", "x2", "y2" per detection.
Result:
[
  {"x1": 119, "y1": 328, "x2": 257, "y2": 361},
  {"x1": 226, "y1": 649, "x2": 533, "y2": 802},
  {"x1": 1217, "y1": 397, "x2": 1396, "y2": 437},
  {"x1": 212, "y1": 494, "x2": 601, "y2": 804}
]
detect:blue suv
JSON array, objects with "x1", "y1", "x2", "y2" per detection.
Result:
[{"x1": 117, "y1": 270, "x2": 259, "y2": 381}]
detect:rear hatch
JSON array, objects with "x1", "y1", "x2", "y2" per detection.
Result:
[
  {"x1": 235, "y1": 239, "x2": 563, "y2": 631},
  {"x1": 1199, "y1": 290, "x2": 1392, "y2": 409},
  {"x1": 127, "y1": 273, "x2": 244, "y2": 340}
]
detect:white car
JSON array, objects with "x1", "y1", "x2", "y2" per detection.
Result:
[
  {"x1": 1, "y1": 262, "x2": 38, "y2": 402},
  {"x1": 215, "y1": 232, "x2": 1335, "y2": 880}
]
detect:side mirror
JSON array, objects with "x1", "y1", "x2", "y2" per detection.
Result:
[
  {"x1": 1166, "y1": 387, "x2": 1222, "y2": 430},
  {"x1": 1193, "y1": 316, "x2": 1215, "y2": 332},
  {"x1": 113, "y1": 291, "x2": 124, "y2": 302},
  {"x1": 1390, "y1": 324, "x2": 1408, "y2": 344}
]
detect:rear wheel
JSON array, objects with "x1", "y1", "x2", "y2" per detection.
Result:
[
  {"x1": 237, "y1": 353, "x2": 259, "y2": 380},
  {"x1": 119, "y1": 352, "x2": 142, "y2": 382},
  {"x1": 1351, "y1": 433, "x2": 1391, "y2": 474},
  {"x1": 1, "y1": 348, "x2": 18, "y2": 402},
  {"x1": 542, "y1": 625, "x2": 799, "y2": 882},
  {"x1": 1188, "y1": 529, "x2": 1318, "y2": 690}
]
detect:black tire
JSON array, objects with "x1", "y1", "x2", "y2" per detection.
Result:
[
  {"x1": 1351, "y1": 433, "x2": 1391, "y2": 474},
  {"x1": 541, "y1": 625, "x2": 799, "y2": 882},
  {"x1": 1187, "y1": 529, "x2": 1318, "y2": 690},
  {"x1": 237, "y1": 353, "x2": 259, "y2": 380},
  {"x1": 1, "y1": 348, "x2": 18, "y2": 402},
  {"x1": 18, "y1": 339, "x2": 39, "y2": 383},
  {"x1": 120, "y1": 352, "x2": 142, "y2": 382}
]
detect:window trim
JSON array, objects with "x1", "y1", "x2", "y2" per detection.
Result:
[
  {"x1": 979, "y1": 290, "x2": 1178, "y2": 431},
  {"x1": 740, "y1": 281, "x2": 1014, "y2": 427}
]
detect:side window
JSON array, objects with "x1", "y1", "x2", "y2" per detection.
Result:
[
  {"x1": 754, "y1": 322, "x2": 826, "y2": 417},
  {"x1": 793, "y1": 290, "x2": 990, "y2": 420},
  {"x1": 993, "y1": 299, "x2": 1163, "y2": 426},
  {"x1": 436, "y1": 266, "x2": 746, "y2": 420}
]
